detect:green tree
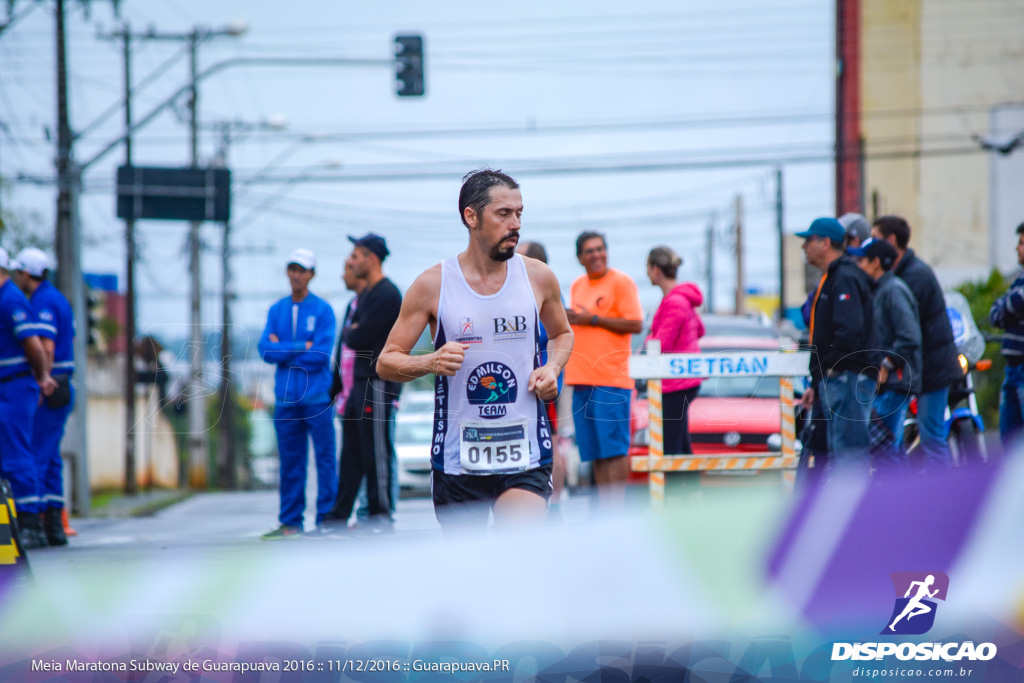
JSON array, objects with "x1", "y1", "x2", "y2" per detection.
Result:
[{"x1": 956, "y1": 268, "x2": 1009, "y2": 430}]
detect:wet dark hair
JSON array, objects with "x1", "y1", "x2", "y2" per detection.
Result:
[
  {"x1": 1016, "y1": 221, "x2": 1024, "y2": 236},
  {"x1": 523, "y1": 241, "x2": 548, "y2": 263},
  {"x1": 458, "y1": 168, "x2": 519, "y2": 229},
  {"x1": 873, "y1": 215, "x2": 911, "y2": 250},
  {"x1": 648, "y1": 245, "x2": 682, "y2": 279},
  {"x1": 575, "y1": 231, "x2": 606, "y2": 256}
]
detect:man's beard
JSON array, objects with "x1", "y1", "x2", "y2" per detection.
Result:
[{"x1": 489, "y1": 234, "x2": 518, "y2": 262}]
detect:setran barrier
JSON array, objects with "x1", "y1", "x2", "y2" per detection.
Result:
[{"x1": 628, "y1": 341, "x2": 811, "y2": 507}]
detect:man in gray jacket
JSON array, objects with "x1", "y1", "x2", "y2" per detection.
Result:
[{"x1": 851, "y1": 238, "x2": 922, "y2": 457}]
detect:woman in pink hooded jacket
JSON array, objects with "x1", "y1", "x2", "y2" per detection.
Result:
[{"x1": 646, "y1": 246, "x2": 705, "y2": 454}]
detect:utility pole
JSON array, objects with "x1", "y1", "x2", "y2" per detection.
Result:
[
  {"x1": 776, "y1": 166, "x2": 785, "y2": 322},
  {"x1": 219, "y1": 216, "x2": 235, "y2": 489},
  {"x1": 99, "y1": 24, "x2": 138, "y2": 494},
  {"x1": 54, "y1": 0, "x2": 90, "y2": 515},
  {"x1": 705, "y1": 214, "x2": 715, "y2": 314},
  {"x1": 186, "y1": 29, "x2": 207, "y2": 488},
  {"x1": 734, "y1": 195, "x2": 744, "y2": 315}
]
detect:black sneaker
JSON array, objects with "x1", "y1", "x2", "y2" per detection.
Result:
[
  {"x1": 260, "y1": 524, "x2": 303, "y2": 541},
  {"x1": 44, "y1": 508, "x2": 68, "y2": 546},
  {"x1": 17, "y1": 512, "x2": 48, "y2": 550}
]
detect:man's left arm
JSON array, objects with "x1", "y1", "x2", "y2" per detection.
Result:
[
  {"x1": 578, "y1": 274, "x2": 642, "y2": 334},
  {"x1": 530, "y1": 263, "x2": 573, "y2": 401},
  {"x1": 291, "y1": 305, "x2": 336, "y2": 369}
]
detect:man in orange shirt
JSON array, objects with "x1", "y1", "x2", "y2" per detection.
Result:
[{"x1": 565, "y1": 232, "x2": 643, "y2": 508}]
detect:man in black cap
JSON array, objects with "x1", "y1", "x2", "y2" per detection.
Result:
[
  {"x1": 851, "y1": 238, "x2": 922, "y2": 464},
  {"x1": 325, "y1": 233, "x2": 403, "y2": 532}
]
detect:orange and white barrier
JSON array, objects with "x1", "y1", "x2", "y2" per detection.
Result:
[{"x1": 629, "y1": 344, "x2": 810, "y2": 502}]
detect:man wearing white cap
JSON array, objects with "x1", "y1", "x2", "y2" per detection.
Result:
[
  {"x1": 257, "y1": 249, "x2": 337, "y2": 540},
  {"x1": 0, "y1": 247, "x2": 58, "y2": 549},
  {"x1": 12, "y1": 247, "x2": 75, "y2": 546}
]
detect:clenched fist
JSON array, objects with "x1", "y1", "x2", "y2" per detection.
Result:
[
  {"x1": 433, "y1": 342, "x2": 469, "y2": 376},
  {"x1": 528, "y1": 365, "x2": 560, "y2": 402}
]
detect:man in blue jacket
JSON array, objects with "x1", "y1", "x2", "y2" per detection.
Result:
[
  {"x1": 0, "y1": 247, "x2": 57, "y2": 549},
  {"x1": 798, "y1": 217, "x2": 877, "y2": 474},
  {"x1": 873, "y1": 216, "x2": 961, "y2": 468},
  {"x1": 989, "y1": 221, "x2": 1024, "y2": 446},
  {"x1": 12, "y1": 248, "x2": 76, "y2": 546},
  {"x1": 258, "y1": 249, "x2": 337, "y2": 539}
]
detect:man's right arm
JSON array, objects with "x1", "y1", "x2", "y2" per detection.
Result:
[
  {"x1": 22, "y1": 336, "x2": 56, "y2": 395},
  {"x1": 257, "y1": 304, "x2": 296, "y2": 365},
  {"x1": 377, "y1": 266, "x2": 467, "y2": 382},
  {"x1": 990, "y1": 276, "x2": 1024, "y2": 329}
]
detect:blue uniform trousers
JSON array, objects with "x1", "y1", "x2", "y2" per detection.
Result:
[
  {"x1": 34, "y1": 380, "x2": 74, "y2": 509},
  {"x1": 0, "y1": 375, "x2": 40, "y2": 514},
  {"x1": 274, "y1": 401, "x2": 337, "y2": 528}
]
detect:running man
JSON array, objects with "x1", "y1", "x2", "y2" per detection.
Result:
[
  {"x1": 889, "y1": 574, "x2": 939, "y2": 631},
  {"x1": 376, "y1": 169, "x2": 573, "y2": 531}
]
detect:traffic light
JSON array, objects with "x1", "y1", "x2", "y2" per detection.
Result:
[
  {"x1": 394, "y1": 35, "x2": 425, "y2": 97},
  {"x1": 86, "y1": 288, "x2": 104, "y2": 350}
]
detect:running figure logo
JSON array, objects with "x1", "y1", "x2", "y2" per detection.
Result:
[{"x1": 882, "y1": 572, "x2": 949, "y2": 635}]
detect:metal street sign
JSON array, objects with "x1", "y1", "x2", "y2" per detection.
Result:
[
  {"x1": 629, "y1": 351, "x2": 811, "y2": 380},
  {"x1": 116, "y1": 166, "x2": 231, "y2": 222}
]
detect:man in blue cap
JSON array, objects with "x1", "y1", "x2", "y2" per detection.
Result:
[
  {"x1": 324, "y1": 233, "x2": 403, "y2": 533},
  {"x1": 797, "y1": 217, "x2": 877, "y2": 474}
]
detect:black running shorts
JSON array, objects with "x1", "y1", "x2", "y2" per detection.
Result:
[{"x1": 431, "y1": 465, "x2": 553, "y2": 528}]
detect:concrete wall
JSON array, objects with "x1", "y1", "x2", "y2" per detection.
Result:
[
  {"x1": 83, "y1": 356, "x2": 180, "y2": 491},
  {"x1": 861, "y1": 0, "x2": 1024, "y2": 285}
]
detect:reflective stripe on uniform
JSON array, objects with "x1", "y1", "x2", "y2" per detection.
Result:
[{"x1": 0, "y1": 356, "x2": 27, "y2": 366}]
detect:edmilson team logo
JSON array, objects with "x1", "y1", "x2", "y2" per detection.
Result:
[
  {"x1": 466, "y1": 362, "x2": 517, "y2": 419},
  {"x1": 882, "y1": 571, "x2": 949, "y2": 635}
]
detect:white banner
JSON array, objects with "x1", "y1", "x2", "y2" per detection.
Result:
[{"x1": 629, "y1": 351, "x2": 811, "y2": 380}]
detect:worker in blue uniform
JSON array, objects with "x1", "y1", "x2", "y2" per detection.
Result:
[
  {"x1": 0, "y1": 248, "x2": 57, "y2": 550},
  {"x1": 13, "y1": 248, "x2": 75, "y2": 547},
  {"x1": 257, "y1": 249, "x2": 337, "y2": 540}
]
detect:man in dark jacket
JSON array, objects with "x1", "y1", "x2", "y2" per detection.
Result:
[
  {"x1": 798, "y1": 217, "x2": 877, "y2": 473},
  {"x1": 325, "y1": 233, "x2": 403, "y2": 532},
  {"x1": 989, "y1": 221, "x2": 1024, "y2": 446},
  {"x1": 872, "y1": 216, "x2": 960, "y2": 467},
  {"x1": 851, "y1": 238, "x2": 922, "y2": 460}
]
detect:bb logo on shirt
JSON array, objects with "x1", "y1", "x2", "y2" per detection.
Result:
[
  {"x1": 466, "y1": 362, "x2": 518, "y2": 419},
  {"x1": 492, "y1": 315, "x2": 528, "y2": 343}
]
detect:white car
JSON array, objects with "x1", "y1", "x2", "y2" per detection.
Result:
[{"x1": 394, "y1": 415, "x2": 433, "y2": 495}]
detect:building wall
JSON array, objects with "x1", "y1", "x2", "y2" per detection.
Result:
[{"x1": 861, "y1": 0, "x2": 1024, "y2": 285}]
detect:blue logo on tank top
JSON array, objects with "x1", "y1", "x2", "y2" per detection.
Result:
[{"x1": 466, "y1": 361, "x2": 518, "y2": 419}]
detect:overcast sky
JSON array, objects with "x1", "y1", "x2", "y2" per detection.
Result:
[{"x1": 0, "y1": 0, "x2": 834, "y2": 345}]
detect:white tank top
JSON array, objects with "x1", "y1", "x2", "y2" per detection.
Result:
[{"x1": 431, "y1": 253, "x2": 553, "y2": 475}]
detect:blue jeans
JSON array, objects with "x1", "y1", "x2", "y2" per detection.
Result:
[
  {"x1": 917, "y1": 386, "x2": 952, "y2": 468},
  {"x1": 874, "y1": 391, "x2": 909, "y2": 449},
  {"x1": 999, "y1": 364, "x2": 1024, "y2": 446},
  {"x1": 820, "y1": 371, "x2": 874, "y2": 473}
]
